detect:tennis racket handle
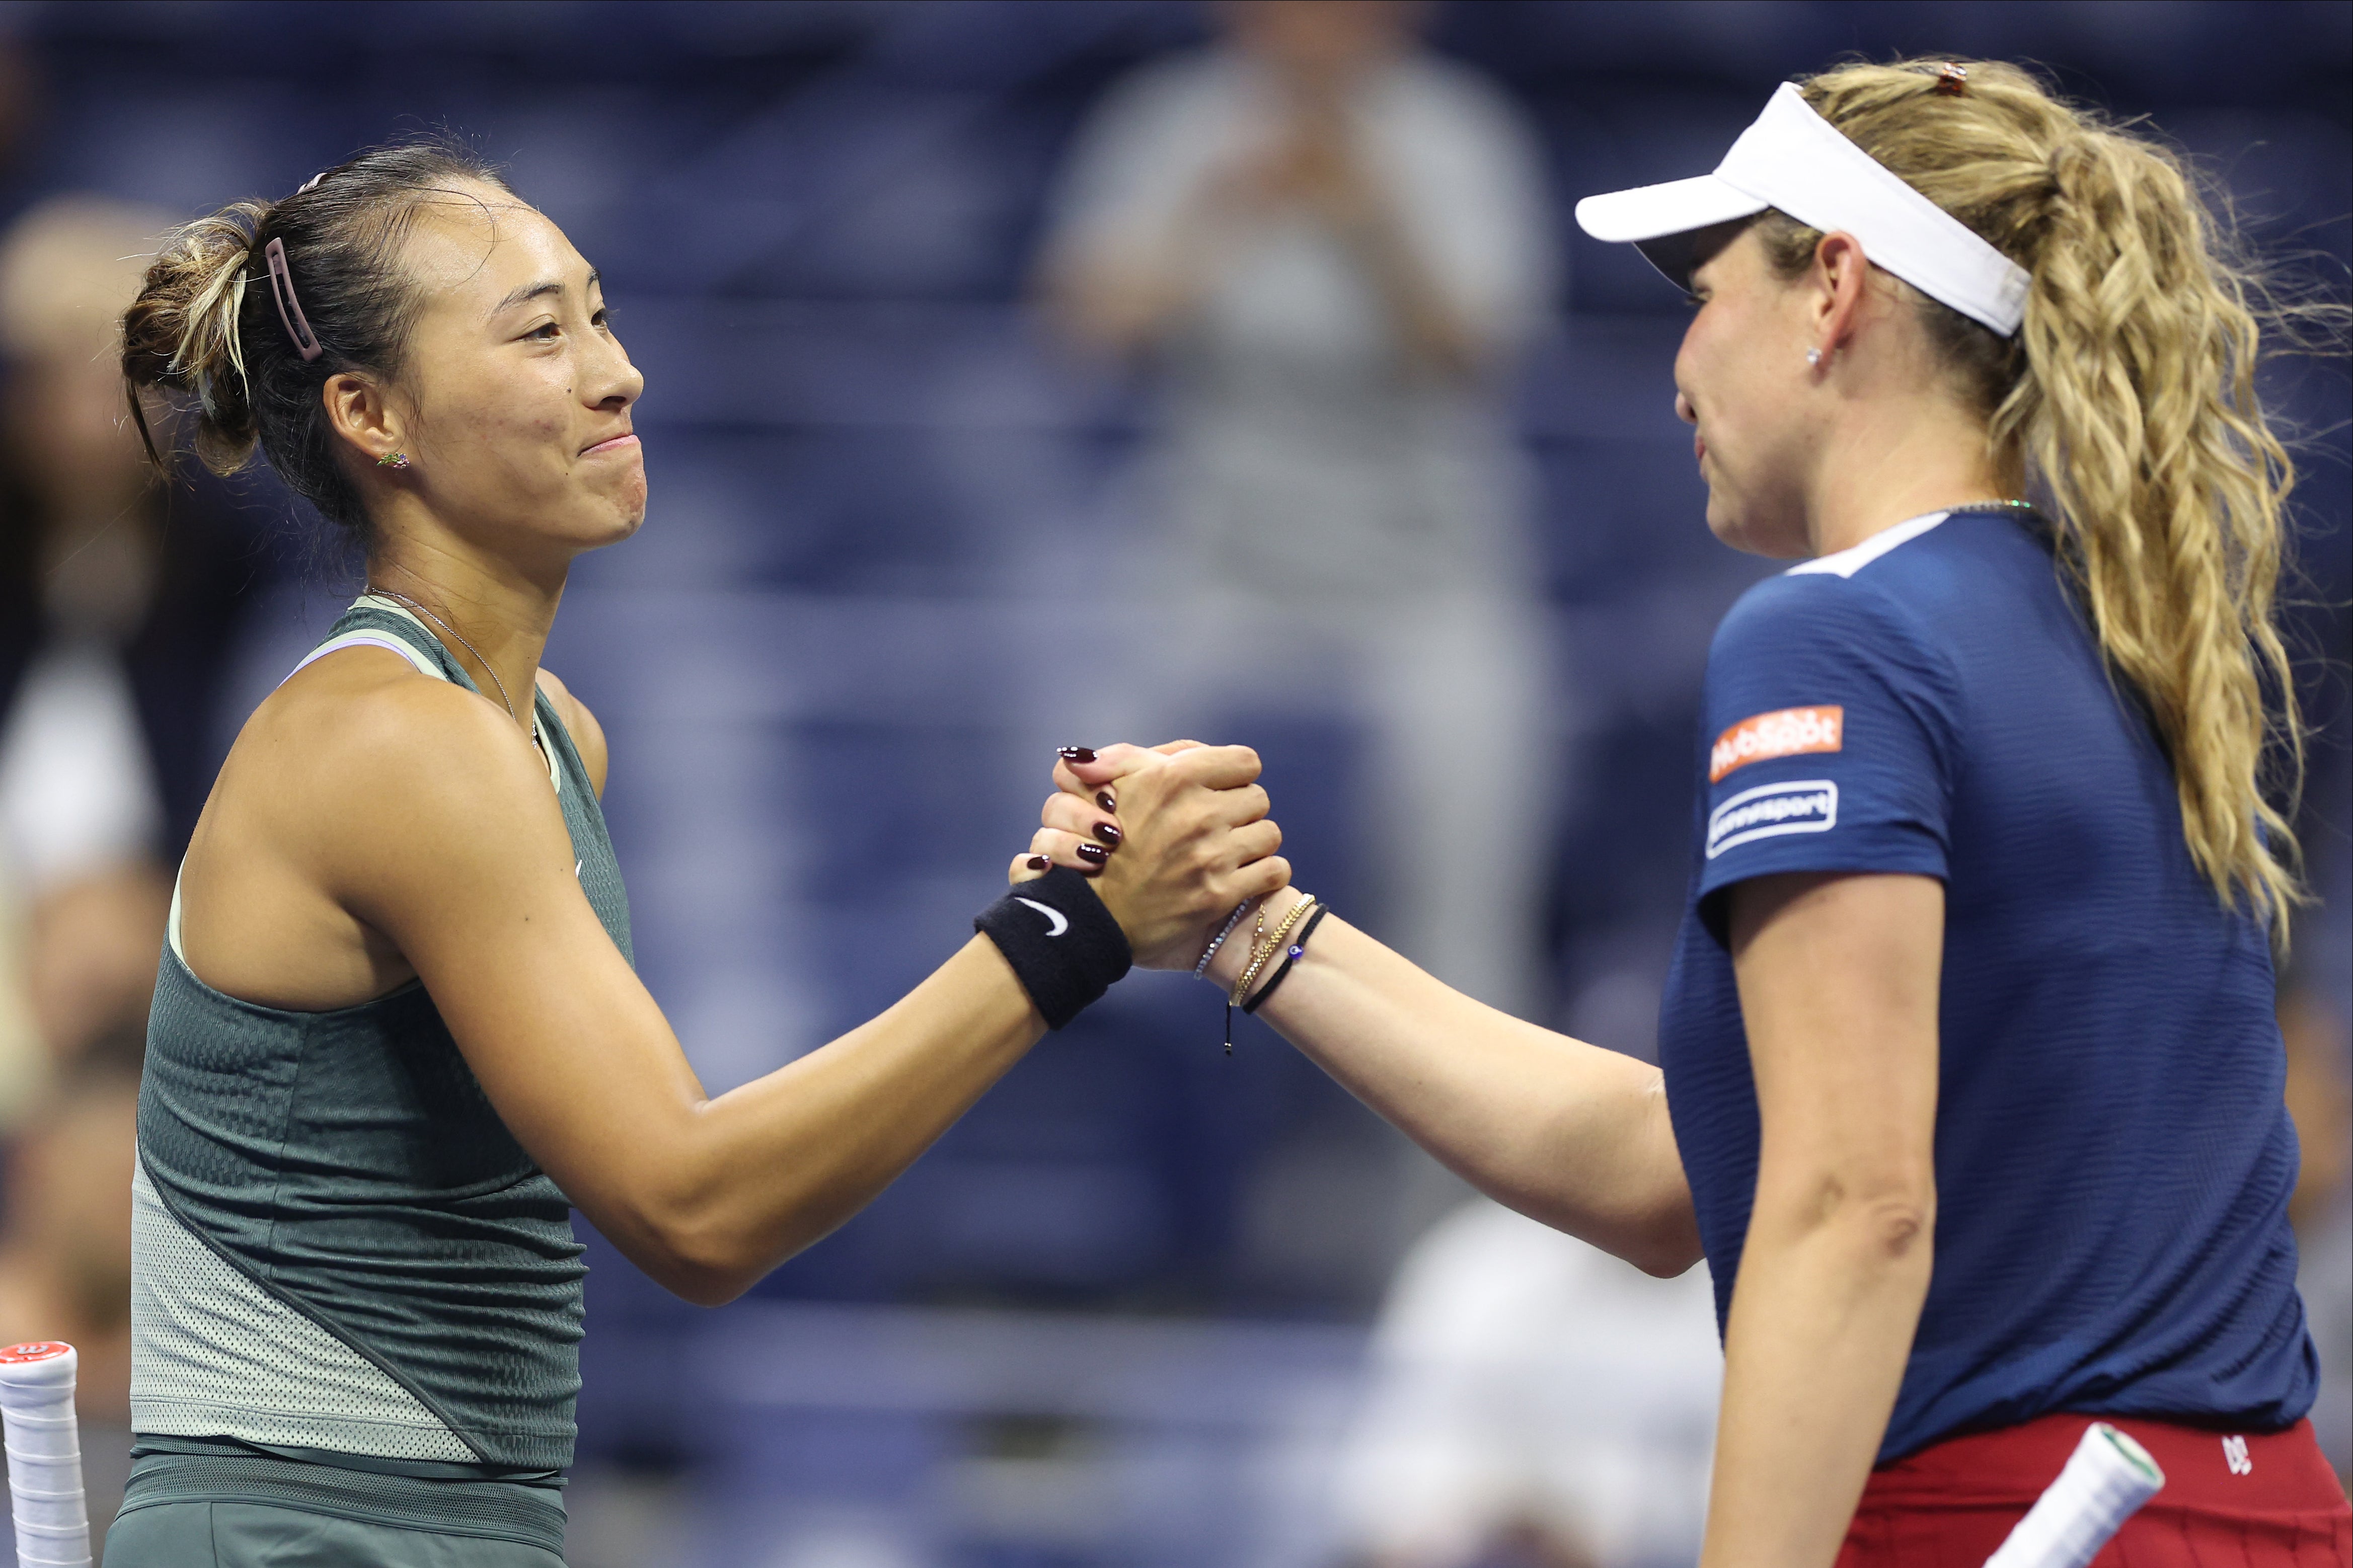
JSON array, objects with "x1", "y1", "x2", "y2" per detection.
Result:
[
  {"x1": 1983, "y1": 1421, "x2": 2165, "y2": 1568},
  {"x1": 1, "y1": 1342, "x2": 92, "y2": 1568}
]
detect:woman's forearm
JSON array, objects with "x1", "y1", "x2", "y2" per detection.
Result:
[
  {"x1": 599, "y1": 935, "x2": 1042, "y2": 1304},
  {"x1": 1244, "y1": 902, "x2": 1700, "y2": 1275},
  {"x1": 1703, "y1": 1179, "x2": 1934, "y2": 1565}
]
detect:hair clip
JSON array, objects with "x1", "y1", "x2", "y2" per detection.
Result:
[
  {"x1": 297, "y1": 172, "x2": 327, "y2": 193},
  {"x1": 263, "y1": 237, "x2": 323, "y2": 362},
  {"x1": 1933, "y1": 62, "x2": 1969, "y2": 96}
]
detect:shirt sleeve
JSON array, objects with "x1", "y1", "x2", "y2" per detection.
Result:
[{"x1": 1694, "y1": 574, "x2": 1960, "y2": 917}]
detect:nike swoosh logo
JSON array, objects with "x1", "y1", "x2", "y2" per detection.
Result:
[{"x1": 1015, "y1": 897, "x2": 1069, "y2": 937}]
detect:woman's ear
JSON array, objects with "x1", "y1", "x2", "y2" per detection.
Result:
[
  {"x1": 321, "y1": 371, "x2": 406, "y2": 469},
  {"x1": 1810, "y1": 230, "x2": 1873, "y2": 361}
]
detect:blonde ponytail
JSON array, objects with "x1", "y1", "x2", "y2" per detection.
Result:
[{"x1": 1758, "y1": 58, "x2": 2319, "y2": 935}]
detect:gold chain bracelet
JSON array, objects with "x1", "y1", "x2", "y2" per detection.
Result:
[{"x1": 1231, "y1": 895, "x2": 1316, "y2": 1009}]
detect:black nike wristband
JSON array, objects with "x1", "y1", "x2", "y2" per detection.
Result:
[{"x1": 975, "y1": 866, "x2": 1133, "y2": 1029}]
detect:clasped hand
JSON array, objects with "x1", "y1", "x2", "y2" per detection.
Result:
[{"x1": 1010, "y1": 743, "x2": 1288, "y2": 970}]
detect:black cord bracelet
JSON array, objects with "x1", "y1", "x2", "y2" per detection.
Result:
[
  {"x1": 1242, "y1": 904, "x2": 1330, "y2": 1015},
  {"x1": 975, "y1": 867, "x2": 1132, "y2": 1029}
]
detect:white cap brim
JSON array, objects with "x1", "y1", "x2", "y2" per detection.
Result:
[{"x1": 1574, "y1": 175, "x2": 1768, "y2": 248}]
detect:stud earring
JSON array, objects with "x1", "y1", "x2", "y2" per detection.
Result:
[
  {"x1": 375, "y1": 451, "x2": 410, "y2": 469},
  {"x1": 1805, "y1": 348, "x2": 1823, "y2": 367}
]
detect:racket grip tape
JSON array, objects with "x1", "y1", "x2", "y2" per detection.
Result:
[{"x1": 2, "y1": 1342, "x2": 91, "y2": 1568}]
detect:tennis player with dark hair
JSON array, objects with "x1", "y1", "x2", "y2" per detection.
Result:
[
  {"x1": 108, "y1": 142, "x2": 1286, "y2": 1565},
  {"x1": 1045, "y1": 60, "x2": 2352, "y2": 1562}
]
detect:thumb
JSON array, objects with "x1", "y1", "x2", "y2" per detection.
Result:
[{"x1": 1056, "y1": 743, "x2": 1169, "y2": 791}]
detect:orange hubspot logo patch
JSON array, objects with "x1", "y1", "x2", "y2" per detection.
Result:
[{"x1": 1710, "y1": 705, "x2": 1844, "y2": 782}]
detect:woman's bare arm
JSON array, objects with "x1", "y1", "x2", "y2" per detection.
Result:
[
  {"x1": 1243, "y1": 894, "x2": 1698, "y2": 1274},
  {"x1": 263, "y1": 681, "x2": 1281, "y2": 1308},
  {"x1": 1702, "y1": 870, "x2": 1942, "y2": 1567},
  {"x1": 1037, "y1": 751, "x2": 1699, "y2": 1276}
]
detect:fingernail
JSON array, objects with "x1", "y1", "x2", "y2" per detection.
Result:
[
  {"x1": 1093, "y1": 822, "x2": 1123, "y2": 847},
  {"x1": 1025, "y1": 855, "x2": 1050, "y2": 871},
  {"x1": 1095, "y1": 790, "x2": 1116, "y2": 813},
  {"x1": 1076, "y1": 842, "x2": 1110, "y2": 866},
  {"x1": 1058, "y1": 746, "x2": 1097, "y2": 763}
]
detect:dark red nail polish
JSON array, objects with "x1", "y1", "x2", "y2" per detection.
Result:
[
  {"x1": 1095, "y1": 790, "x2": 1116, "y2": 813},
  {"x1": 1025, "y1": 855, "x2": 1050, "y2": 871},
  {"x1": 1076, "y1": 842, "x2": 1110, "y2": 866},
  {"x1": 1058, "y1": 746, "x2": 1097, "y2": 763},
  {"x1": 1093, "y1": 822, "x2": 1122, "y2": 847}
]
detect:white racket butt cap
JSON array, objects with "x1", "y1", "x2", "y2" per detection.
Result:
[{"x1": 1983, "y1": 1421, "x2": 2166, "y2": 1568}]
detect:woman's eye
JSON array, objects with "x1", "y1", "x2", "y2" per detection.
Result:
[{"x1": 526, "y1": 322, "x2": 561, "y2": 340}]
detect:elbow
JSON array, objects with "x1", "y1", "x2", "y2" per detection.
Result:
[
  {"x1": 640, "y1": 1223, "x2": 763, "y2": 1308},
  {"x1": 1625, "y1": 1197, "x2": 1709, "y2": 1279},
  {"x1": 1630, "y1": 1231, "x2": 1708, "y2": 1280},
  {"x1": 1866, "y1": 1193, "x2": 1934, "y2": 1259},
  {"x1": 663, "y1": 1268, "x2": 753, "y2": 1311},
  {"x1": 1784, "y1": 1168, "x2": 1937, "y2": 1265},
  {"x1": 620, "y1": 1194, "x2": 776, "y2": 1309}
]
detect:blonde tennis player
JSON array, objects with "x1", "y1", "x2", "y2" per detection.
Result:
[{"x1": 1042, "y1": 60, "x2": 2351, "y2": 1565}]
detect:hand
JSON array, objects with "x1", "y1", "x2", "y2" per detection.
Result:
[{"x1": 1009, "y1": 744, "x2": 1288, "y2": 969}]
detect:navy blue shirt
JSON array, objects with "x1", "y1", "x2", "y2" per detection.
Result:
[{"x1": 1657, "y1": 508, "x2": 2315, "y2": 1461}]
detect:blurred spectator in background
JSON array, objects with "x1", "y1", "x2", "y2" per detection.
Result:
[
  {"x1": 1041, "y1": 0, "x2": 1559, "y2": 1016},
  {"x1": 0, "y1": 193, "x2": 276, "y2": 1101},
  {"x1": 1329, "y1": 1200, "x2": 1717, "y2": 1568},
  {"x1": 0, "y1": 195, "x2": 179, "y2": 1115},
  {"x1": 0, "y1": 192, "x2": 191, "y2": 1550}
]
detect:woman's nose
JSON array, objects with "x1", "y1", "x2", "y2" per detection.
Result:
[{"x1": 1675, "y1": 390, "x2": 1696, "y2": 425}]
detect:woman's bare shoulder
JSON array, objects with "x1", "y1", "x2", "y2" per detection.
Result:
[{"x1": 231, "y1": 646, "x2": 563, "y2": 850}]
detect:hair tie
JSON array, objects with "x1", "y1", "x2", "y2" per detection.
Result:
[
  {"x1": 263, "y1": 237, "x2": 323, "y2": 362},
  {"x1": 1933, "y1": 62, "x2": 1969, "y2": 96}
]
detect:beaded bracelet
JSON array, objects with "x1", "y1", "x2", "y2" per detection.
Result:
[{"x1": 1193, "y1": 899, "x2": 1256, "y2": 978}]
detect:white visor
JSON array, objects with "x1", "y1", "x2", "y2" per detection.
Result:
[{"x1": 1575, "y1": 82, "x2": 2030, "y2": 337}]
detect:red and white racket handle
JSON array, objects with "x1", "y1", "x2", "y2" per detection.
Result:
[
  {"x1": 1, "y1": 1341, "x2": 91, "y2": 1568},
  {"x1": 1983, "y1": 1421, "x2": 2165, "y2": 1568}
]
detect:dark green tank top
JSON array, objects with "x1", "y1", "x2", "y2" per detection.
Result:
[{"x1": 128, "y1": 599, "x2": 632, "y2": 1547}]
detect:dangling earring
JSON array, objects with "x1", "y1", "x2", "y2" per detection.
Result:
[
  {"x1": 376, "y1": 451, "x2": 411, "y2": 469},
  {"x1": 1805, "y1": 348, "x2": 1823, "y2": 367}
]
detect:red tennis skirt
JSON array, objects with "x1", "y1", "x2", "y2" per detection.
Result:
[{"x1": 1837, "y1": 1414, "x2": 2351, "y2": 1566}]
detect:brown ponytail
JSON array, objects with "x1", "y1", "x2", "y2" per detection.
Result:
[
  {"x1": 121, "y1": 202, "x2": 270, "y2": 475},
  {"x1": 1755, "y1": 59, "x2": 2324, "y2": 936},
  {"x1": 121, "y1": 136, "x2": 511, "y2": 541}
]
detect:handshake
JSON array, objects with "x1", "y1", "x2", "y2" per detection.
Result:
[{"x1": 1009, "y1": 742, "x2": 1291, "y2": 973}]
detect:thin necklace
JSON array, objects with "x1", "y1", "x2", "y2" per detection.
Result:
[{"x1": 367, "y1": 585, "x2": 526, "y2": 731}]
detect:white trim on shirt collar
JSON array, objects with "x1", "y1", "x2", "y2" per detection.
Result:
[{"x1": 1785, "y1": 509, "x2": 1950, "y2": 580}]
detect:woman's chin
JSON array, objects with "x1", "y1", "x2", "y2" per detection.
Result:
[
  {"x1": 1705, "y1": 496, "x2": 1804, "y2": 561},
  {"x1": 576, "y1": 476, "x2": 649, "y2": 546}
]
